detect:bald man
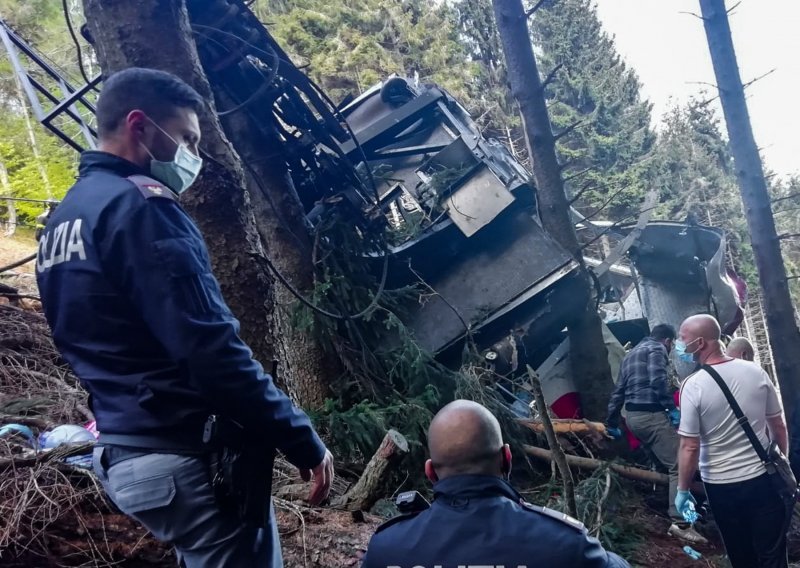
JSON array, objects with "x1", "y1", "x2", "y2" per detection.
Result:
[
  {"x1": 361, "y1": 400, "x2": 629, "y2": 568},
  {"x1": 676, "y1": 315, "x2": 790, "y2": 568},
  {"x1": 726, "y1": 337, "x2": 755, "y2": 362}
]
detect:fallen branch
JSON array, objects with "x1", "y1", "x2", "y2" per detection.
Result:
[
  {"x1": 0, "y1": 252, "x2": 37, "y2": 275},
  {"x1": 519, "y1": 418, "x2": 608, "y2": 437},
  {"x1": 524, "y1": 445, "x2": 668, "y2": 484},
  {"x1": 527, "y1": 366, "x2": 577, "y2": 518},
  {"x1": 0, "y1": 441, "x2": 94, "y2": 470},
  {"x1": 0, "y1": 413, "x2": 55, "y2": 430}
]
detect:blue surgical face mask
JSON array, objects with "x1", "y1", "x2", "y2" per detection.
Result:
[
  {"x1": 675, "y1": 338, "x2": 701, "y2": 363},
  {"x1": 141, "y1": 118, "x2": 202, "y2": 195}
]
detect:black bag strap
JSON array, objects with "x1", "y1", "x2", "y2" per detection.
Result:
[{"x1": 701, "y1": 364, "x2": 770, "y2": 463}]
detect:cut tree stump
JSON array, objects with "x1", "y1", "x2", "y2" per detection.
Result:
[{"x1": 334, "y1": 429, "x2": 409, "y2": 512}]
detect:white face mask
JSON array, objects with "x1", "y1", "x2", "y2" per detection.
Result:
[{"x1": 141, "y1": 118, "x2": 203, "y2": 195}]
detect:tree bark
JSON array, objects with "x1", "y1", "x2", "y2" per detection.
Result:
[
  {"x1": 185, "y1": 1, "x2": 337, "y2": 407},
  {"x1": 491, "y1": 0, "x2": 612, "y2": 420},
  {"x1": 333, "y1": 429, "x2": 409, "y2": 512},
  {"x1": 81, "y1": 0, "x2": 331, "y2": 407},
  {"x1": 699, "y1": 0, "x2": 800, "y2": 420}
]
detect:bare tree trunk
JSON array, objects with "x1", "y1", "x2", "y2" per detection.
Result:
[
  {"x1": 699, "y1": 0, "x2": 800, "y2": 420},
  {"x1": 491, "y1": 0, "x2": 612, "y2": 420},
  {"x1": 0, "y1": 164, "x2": 15, "y2": 237},
  {"x1": 81, "y1": 0, "x2": 331, "y2": 407}
]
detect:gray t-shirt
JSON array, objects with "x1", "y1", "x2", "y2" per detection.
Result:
[{"x1": 678, "y1": 358, "x2": 783, "y2": 483}]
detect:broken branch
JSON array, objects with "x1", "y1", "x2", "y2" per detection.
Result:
[
  {"x1": 541, "y1": 63, "x2": 563, "y2": 91},
  {"x1": 524, "y1": 0, "x2": 548, "y2": 19},
  {"x1": 333, "y1": 429, "x2": 409, "y2": 512},
  {"x1": 527, "y1": 366, "x2": 577, "y2": 518}
]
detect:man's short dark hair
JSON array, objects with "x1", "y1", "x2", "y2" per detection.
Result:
[
  {"x1": 650, "y1": 324, "x2": 676, "y2": 341},
  {"x1": 96, "y1": 67, "x2": 204, "y2": 137}
]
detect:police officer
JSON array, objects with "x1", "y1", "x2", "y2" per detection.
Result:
[
  {"x1": 361, "y1": 400, "x2": 629, "y2": 568},
  {"x1": 35, "y1": 67, "x2": 334, "y2": 567}
]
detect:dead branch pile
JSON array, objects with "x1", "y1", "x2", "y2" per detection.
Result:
[
  {"x1": 0, "y1": 304, "x2": 91, "y2": 425},
  {"x1": 0, "y1": 303, "x2": 375, "y2": 567}
]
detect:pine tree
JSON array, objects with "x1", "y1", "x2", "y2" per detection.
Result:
[{"x1": 530, "y1": 0, "x2": 656, "y2": 219}]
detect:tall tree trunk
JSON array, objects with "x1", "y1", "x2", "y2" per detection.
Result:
[
  {"x1": 82, "y1": 0, "x2": 332, "y2": 407},
  {"x1": 492, "y1": 0, "x2": 612, "y2": 420},
  {"x1": 699, "y1": 0, "x2": 800, "y2": 420}
]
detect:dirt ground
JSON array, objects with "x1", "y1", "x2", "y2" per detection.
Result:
[{"x1": 0, "y1": 232, "x2": 37, "y2": 294}]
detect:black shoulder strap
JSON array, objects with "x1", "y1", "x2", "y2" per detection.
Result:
[{"x1": 701, "y1": 364, "x2": 769, "y2": 462}]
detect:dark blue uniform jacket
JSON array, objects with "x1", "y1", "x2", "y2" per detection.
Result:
[
  {"x1": 361, "y1": 475, "x2": 629, "y2": 568},
  {"x1": 36, "y1": 151, "x2": 324, "y2": 469}
]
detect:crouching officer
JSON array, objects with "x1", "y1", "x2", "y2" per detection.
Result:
[
  {"x1": 361, "y1": 400, "x2": 629, "y2": 568},
  {"x1": 35, "y1": 67, "x2": 334, "y2": 567}
]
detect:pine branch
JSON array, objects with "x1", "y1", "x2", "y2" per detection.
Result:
[
  {"x1": 568, "y1": 182, "x2": 598, "y2": 206},
  {"x1": 554, "y1": 119, "x2": 585, "y2": 141},
  {"x1": 726, "y1": 0, "x2": 743, "y2": 15},
  {"x1": 524, "y1": 0, "x2": 548, "y2": 19},
  {"x1": 563, "y1": 167, "x2": 593, "y2": 183},
  {"x1": 743, "y1": 68, "x2": 776, "y2": 90},
  {"x1": 541, "y1": 63, "x2": 564, "y2": 91},
  {"x1": 771, "y1": 192, "x2": 800, "y2": 205},
  {"x1": 778, "y1": 233, "x2": 800, "y2": 241},
  {"x1": 679, "y1": 10, "x2": 705, "y2": 20}
]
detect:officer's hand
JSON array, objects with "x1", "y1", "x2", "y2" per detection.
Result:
[
  {"x1": 301, "y1": 449, "x2": 334, "y2": 506},
  {"x1": 606, "y1": 426, "x2": 623, "y2": 439},
  {"x1": 674, "y1": 489, "x2": 696, "y2": 519}
]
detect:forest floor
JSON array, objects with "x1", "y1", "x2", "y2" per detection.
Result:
[{"x1": 0, "y1": 233, "x2": 797, "y2": 567}]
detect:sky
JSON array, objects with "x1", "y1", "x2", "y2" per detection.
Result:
[{"x1": 593, "y1": 0, "x2": 800, "y2": 180}]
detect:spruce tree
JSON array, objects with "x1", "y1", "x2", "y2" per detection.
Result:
[{"x1": 530, "y1": 0, "x2": 656, "y2": 219}]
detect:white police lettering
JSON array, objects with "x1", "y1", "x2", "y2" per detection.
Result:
[{"x1": 37, "y1": 219, "x2": 86, "y2": 272}]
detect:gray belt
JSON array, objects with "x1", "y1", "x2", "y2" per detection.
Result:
[{"x1": 98, "y1": 432, "x2": 206, "y2": 453}]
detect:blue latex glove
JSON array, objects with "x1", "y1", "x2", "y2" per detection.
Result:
[
  {"x1": 675, "y1": 489, "x2": 696, "y2": 519},
  {"x1": 606, "y1": 426, "x2": 623, "y2": 439},
  {"x1": 669, "y1": 408, "x2": 681, "y2": 428}
]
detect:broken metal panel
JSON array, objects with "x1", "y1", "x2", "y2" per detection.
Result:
[
  {"x1": 399, "y1": 206, "x2": 578, "y2": 354},
  {"x1": 603, "y1": 221, "x2": 745, "y2": 378}
]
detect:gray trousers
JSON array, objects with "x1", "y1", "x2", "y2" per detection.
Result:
[
  {"x1": 93, "y1": 446, "x2": 283, "y2": 567},
  {"x1": 626, "y1": 410, "x2": 681, "y2": 520}
]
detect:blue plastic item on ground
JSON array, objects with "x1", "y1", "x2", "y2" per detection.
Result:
[{"x1": 683, "y1": 545, "x2": 702, "y2": 560}]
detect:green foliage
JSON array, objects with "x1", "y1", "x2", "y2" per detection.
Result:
[
  {"x1": 0, "y1": 114, "x2": 76, "y2": 223},
  {"x1": 652, "y1": 97, "x2": 756, "y2": 285},
  {"x1": 0, "y1": 0, "x2": 86, "y2": 226},
  {"x1": 530, "y1": 0, "x2": 656, "y2": 219},
  {"x1": 257, "y1": 0, "x2": 477, "y2": 105}
]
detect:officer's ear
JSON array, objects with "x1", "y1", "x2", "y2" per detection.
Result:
[
  {"x1": 501, "y1": 444, "x2": 512, "y2": 477},
  {"x1": 424, "y1": 459, "x2": 438, "y2": 483},
  {"x1": 125, "y1": 110, "x2": 150, "y2": 142}
]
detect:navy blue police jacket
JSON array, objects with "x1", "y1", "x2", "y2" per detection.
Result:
[
  {"x1": 361, "y1": 475, "x2": 629, "y2": 568},
  {"x1": 35, "y1": 151, "x2": 325, "y2": 469}
]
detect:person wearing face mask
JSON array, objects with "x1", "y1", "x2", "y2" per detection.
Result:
[
  {"x1": 676, "y1": 314, "x2": 790, "y2": 568},
  {"x1": 361, "y1": 400, "x2": 629, "y2": 568},
  {"x1": 35, "y1": 67, "x2": 334, "y2": 567},
  {"x1": 605, "y1": 325, "x2": 705, "y2": 543}
]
